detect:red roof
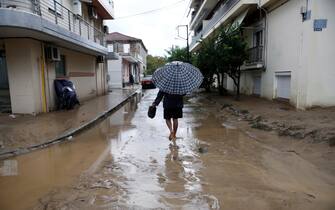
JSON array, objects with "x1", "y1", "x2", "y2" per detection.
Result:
[{"x1": 106, "y1": 32, "x2": 148, "y2": 52}]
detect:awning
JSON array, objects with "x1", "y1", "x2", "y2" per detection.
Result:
[{"x1": 232, "y1": 8, "x2": 249, "y2": 27}]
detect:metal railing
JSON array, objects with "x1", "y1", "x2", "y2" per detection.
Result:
[
  {"x1": 0, "y1": 0, "x2": 105, "y2": 46},
  {"x1": 246, "y1": 46, "x2": 263, "y2": 64},
  {"x1": 190, "y1": 0, "x2": 240, "y2": 49}
]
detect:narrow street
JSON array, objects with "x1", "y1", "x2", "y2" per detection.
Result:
[{"x1": 1, "y1": 89, "x2": 335, "y2": 210}]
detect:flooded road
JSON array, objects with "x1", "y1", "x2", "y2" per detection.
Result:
[{"x1": 1, "y1": 89, "x2": 335, "y2": 210}]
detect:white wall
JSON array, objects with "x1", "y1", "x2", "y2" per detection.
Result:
[
  {"x1": 263, "y1": 0, "x2": 303, "y2": 106},
  {"x1": 107, "y1": 58, "x2": 123, "y2": 89},
  {"x1": 46, "y1": 47, "x2": 99, "y2": 111},
  {"x1": 303, "y1": 0, "x2": 335, "y2": 107}
]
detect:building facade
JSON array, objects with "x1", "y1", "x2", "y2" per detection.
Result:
[
  {"x1": 106, "y1": 32, "x2": 147, "y2": 89},
  {"x1": 189, "y1": 0, "x2": 335, "y2": 109},
  {"x1": 0, "y1": 0, "x2": 114, "y2": 114}
]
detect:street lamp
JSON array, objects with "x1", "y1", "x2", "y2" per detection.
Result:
[{"x1": 177, "y1": 24, "x2": 190, "y2": 63}]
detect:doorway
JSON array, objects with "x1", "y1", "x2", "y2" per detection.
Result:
[{"x1": 0, "y1": 50, "x2": 11, "y2": 113}]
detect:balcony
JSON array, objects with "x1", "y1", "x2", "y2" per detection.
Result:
[
  {"x1": 246, "y1": 46, "x2": 263, "y2": 64},
  {"x1": 190, "y1": 0, "x2": 241, "y2": 50},
  {"x1": 93, "y1": 0, "x2": 115, "y2": 19},
  {"x1": 0, "y1": 0, "x2": 107, "y2": 55},
  {"x1": 241, "y1": 46, "x2": 264, "y2": 70}
]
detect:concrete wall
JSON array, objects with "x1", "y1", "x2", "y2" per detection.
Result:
[
  {"x1": 264, "y1": 0, "x2": 302, "y2": 106},
  {"x1": 303, "y1": 0, "x2": 335, "y2": 107},
  {"x1": 107, "y1": 58, "x2": 123, "y2": 89},
  {"x1": 46, "y1": 47, "x2": 98, "y2": 111},
  {"x1": 5, "y1": 39, "x2": 43, "y2": 114},
  {"x1": 4, "y1": 38, "x2": 104, "y2": 113}
]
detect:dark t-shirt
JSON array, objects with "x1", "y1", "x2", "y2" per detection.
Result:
[{"x1": 153, "y1": 91, "x2": 184, "y2": 109}]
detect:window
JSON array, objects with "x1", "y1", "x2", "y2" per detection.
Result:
[
  {"x1": 55, "y1": 55, "x2": 66, "y2": 78},
  {"x1": 123, "y1": 44, "x2": 130, "y2": 53},
  {"x1": 253, "y1": 30, "x2": 263, "y2": 47},
  {"x1": 48, "y1": 0, "x2": 63, "y2": 17},
  {"x1": 107, "y1": 44, "x2": 114, "y2": 52}
]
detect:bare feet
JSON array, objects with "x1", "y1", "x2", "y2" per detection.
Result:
[
  {"x1": 172, "y1": 132, "x2": 177, "y2": 141},
  {"x1": 169, "y1": 132, "x2": 174, "y2": 141}
]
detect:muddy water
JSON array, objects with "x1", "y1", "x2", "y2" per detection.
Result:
[{"x1": 1, "y1": 90, "x2": 335, "y2": 210}]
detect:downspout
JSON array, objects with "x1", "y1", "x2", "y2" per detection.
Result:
[
  {"x1": 40, "y1": 43, "x2": 47, "y2": 112},
  {"x1": 257, "y1": 0, "x2": 268, "y2": 69}
]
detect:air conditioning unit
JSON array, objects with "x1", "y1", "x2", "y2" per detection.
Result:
[
  {"x1": 103, "y1": 25, "x2": 109, "y2": 34},
  {"x1": 45, "y1": 46, "x2": 61, "y2": 61},
  {"x1": 73, "y1": 0, "x2": 82, "y2": 16},
  {"x1": 97, "y1": 55, "x2": 105, "y2": 63},
  {"x1": 88, "y1": 6, "x2": 98, "y2": 19}
]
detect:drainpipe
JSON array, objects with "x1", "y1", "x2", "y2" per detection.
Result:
[
  {"x1": 257, "y1": 0, "x2": 268, "y2": 69},
  {"x1": 40, "y1": 43, "x2": 47, "y2": 112}
]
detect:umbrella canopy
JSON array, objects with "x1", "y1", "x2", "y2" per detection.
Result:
[{"x1": 152, "y1": 61, "x2": 203, "y2": 95}]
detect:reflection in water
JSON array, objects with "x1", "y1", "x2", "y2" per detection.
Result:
[{"x1": 0, "y1": 94, "x2": 142, "y2": 210}]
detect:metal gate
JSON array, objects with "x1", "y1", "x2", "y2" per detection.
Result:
[{"x1": 0, "y1": 50, "x2": 9, "y2": 89}]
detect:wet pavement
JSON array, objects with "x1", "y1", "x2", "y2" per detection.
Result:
[
  {"x1": 0, "y1": 88, "x2": 139, "y2": 157},
  {"x1": 1, "y1": 89, "x2": 335, "y2": 210}
]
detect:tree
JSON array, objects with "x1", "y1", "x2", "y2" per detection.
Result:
[
  {"x1": 145, "y1": 55, "x2": 166, "y2": 75},
  {"x1": 194, "y1": 35, "x2": 218, "y2": 92},
  {"x1": 216, "y1": 26, "x2": 248, "y2": 99},
  {"x1": 165, "y1": 46, "x2": 190, "y2": 63}
]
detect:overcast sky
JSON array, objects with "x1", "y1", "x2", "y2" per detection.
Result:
[{"x1": 105, "y1": 0, "x2": 190, "y2": 57}]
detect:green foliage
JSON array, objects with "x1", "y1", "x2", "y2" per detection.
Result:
[
  {"x1": 194, "y1": 25, "x2": 248, "y2": 97},
  {"x1": 165, "y1": 46, "x2": 190, "y2": 63},
  {"x1": 145, "y1": 55, "x2": 167, "y2": 75},
  {"x1": 194, "y1": 35, "x2": 218, "y2": 91}
]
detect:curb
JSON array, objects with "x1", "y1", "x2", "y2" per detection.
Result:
[{"x1": 0, "y1": 89, "x2": 141, "y2": 160}]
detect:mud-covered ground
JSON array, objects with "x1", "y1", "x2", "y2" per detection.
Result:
[
  {"x1": 207, "y1": 93, "x2": 335, "y2": 146},
  {"x1": 1, "y1": 89, "x2": 334, "y2": 210},
  {"x1": 26, "y1": 89, "x2": 335, "y2": 210}
]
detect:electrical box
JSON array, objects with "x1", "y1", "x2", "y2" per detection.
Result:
[
  {"x1": 88, "y1": 6, "x2": 98, "y2": 19},
  {"x1": 73, "y1": 0, "x2": 82, "y2": 16},
  {"x1": 97, "y1": 55, "x2": 105, "y2": 63}
]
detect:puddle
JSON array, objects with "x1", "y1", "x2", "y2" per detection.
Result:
[{"x1": 1, "y1": 89, "x2": 335, "y2": 210}]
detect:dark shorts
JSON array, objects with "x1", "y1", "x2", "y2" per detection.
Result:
[{"x1": 164, "y1": 108, "x2": 183, "y2": 119}]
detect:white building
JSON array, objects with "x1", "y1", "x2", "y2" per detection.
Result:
[
  {"x1": 189, "y1": 0, "x2": 335, "y2": 109},
  {"x1": 106, "y1": 32, "x2": 147, "y2": 89},
  {"x1": 0, "y1": 0, "x2": 115, "y2": 114}
]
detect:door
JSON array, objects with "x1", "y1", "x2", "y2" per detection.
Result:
[
  {"x1": 276, "y1": 75, "x2": 291, "y2": 99},
  {"x1": 253, "y1": 76, "x2": 261, "y2": 95},
  {"x1": 0, "y1": 50, "x2": 11, "y2": 112}
]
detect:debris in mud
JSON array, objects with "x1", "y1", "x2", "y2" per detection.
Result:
[
  {"x1": 0, "y1": 140, "x2": 4, "y2": 149},
  {"x1": 91, "y1": 179, "x2": 115, "y2": 189},
  {"x1": 219, "y1": 102, "x2": 335, "y2": 145},
  {"x1": 9, "y1": 114, "x2": 16, "y2": 119},
  {"x1": 328, "y1": 135, "x2": 335, "y2": 147},
  {"x1": 198, "y1": 147, "x2": 208, "y2": 154},
  {"x1": 221, "y1": 103, "x2": 232, "y2": 110},
  {"x1": 251, "y1": 121, "x2": 273, "y2": 131}
]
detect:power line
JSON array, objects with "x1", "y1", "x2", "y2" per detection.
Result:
[
  {"x1": 114, "y1": 0, "x2": 186, "y2": 20},
  {"x1": 178, "y1": 0, "x2": 192, "y2": 25}
]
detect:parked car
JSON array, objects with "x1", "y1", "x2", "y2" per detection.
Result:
[{"x1": 141, "y1": 75, "x2": 156, "y2": 89}]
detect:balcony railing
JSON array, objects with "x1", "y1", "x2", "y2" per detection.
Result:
[
  {"x1": 0, "y1": 0, "x2": 105, "y2": 46},
  {"x1": 190, "y1": 0, "x2": 240, "y2": 49},
  {"x1": 246, "y1": 46, "x2": 263, "y2": 64}
]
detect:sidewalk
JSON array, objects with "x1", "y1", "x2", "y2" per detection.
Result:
[{"x1": 0, "y1": 88, "x2": 141, "y2": 159}]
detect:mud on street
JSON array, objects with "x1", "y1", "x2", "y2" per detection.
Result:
[{"x1": 1, "y1": 89, "x2": 335, "y2": 210}]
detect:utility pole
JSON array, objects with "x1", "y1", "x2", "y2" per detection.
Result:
[{"x1": 177, "y1": 25, "x2": 190, "y2": 63}]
